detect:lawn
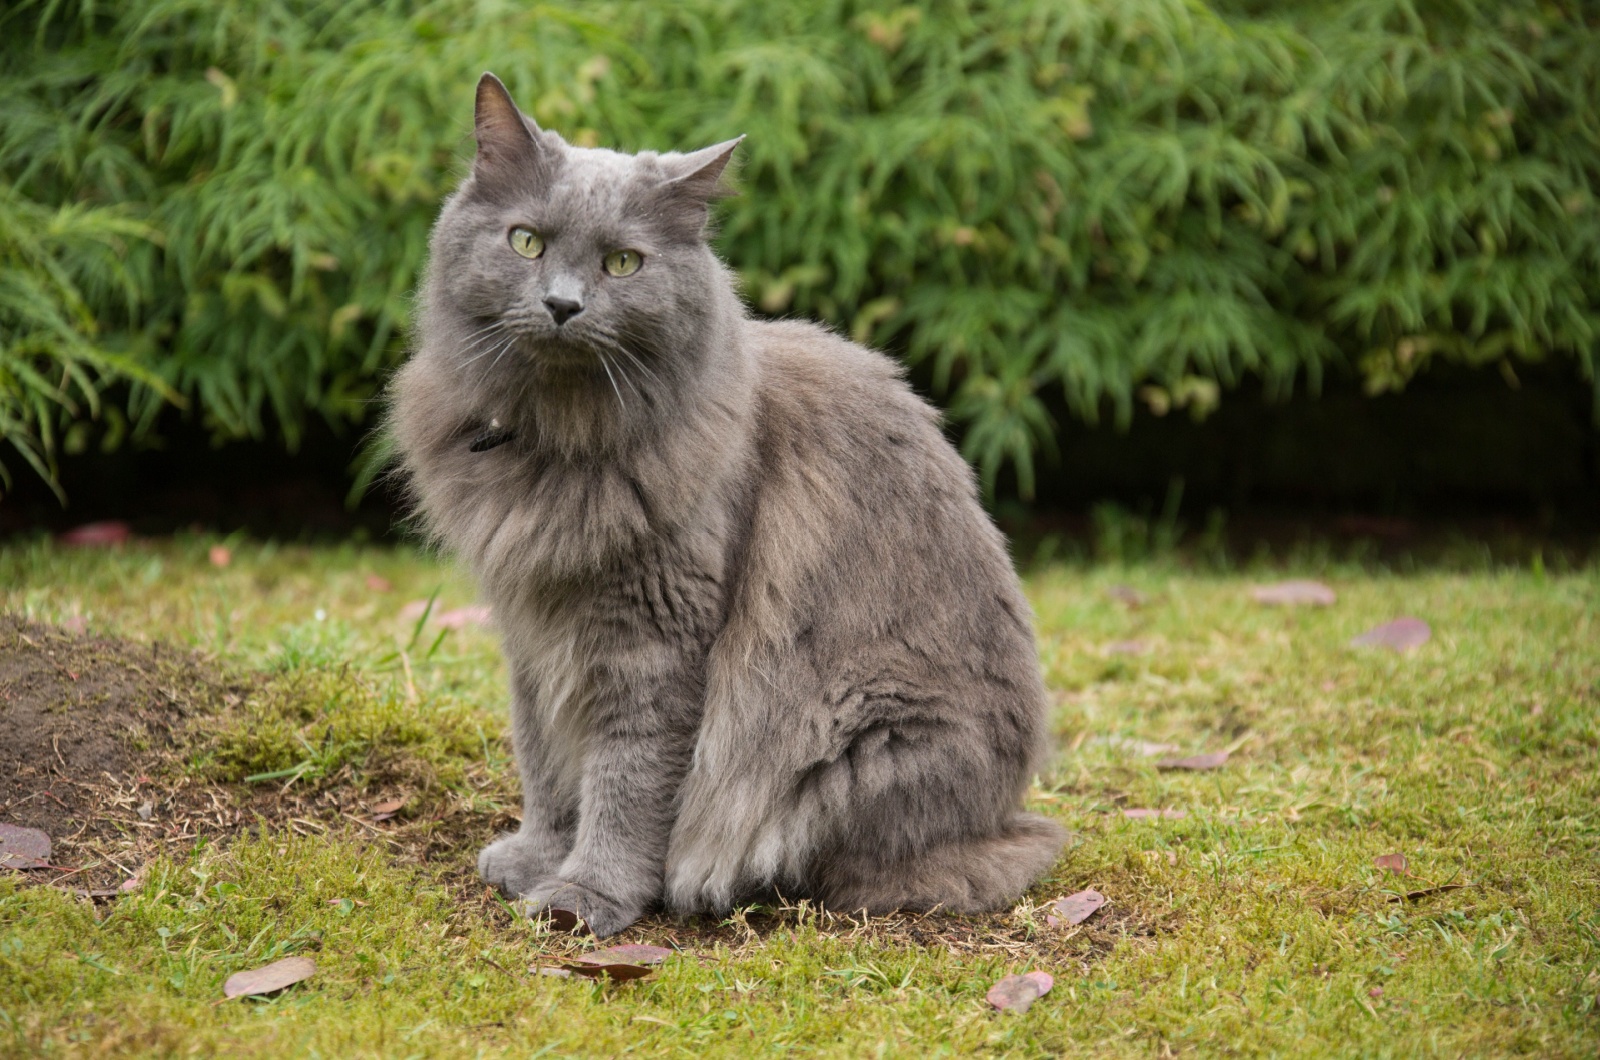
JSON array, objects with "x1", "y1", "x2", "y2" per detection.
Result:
[{"x1": 1, "y1": 536, "x2": 1597, "y2": 1057}]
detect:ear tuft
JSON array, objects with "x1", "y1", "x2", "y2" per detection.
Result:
[{"x1": 662, "y1": 136, "x2": 745, "y2": 203}]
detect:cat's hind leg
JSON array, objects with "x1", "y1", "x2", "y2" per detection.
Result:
[
  {"x1": 788, "y1": 711, "x2": 1067, "y2": 915},
  {"x1": 811, "y1": 812, "x2": 1065, "y2": 915}
]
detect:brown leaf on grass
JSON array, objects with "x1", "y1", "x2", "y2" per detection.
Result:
[
  {"x1": 564, "y1": 961, "x2": 655, "y2": 981},
  {"x1": 553, "y1": 947, "x2": 672, "y2": 986},
  {"x1": 0, "y1": 823, "x2": 51, "y2": 870},
  {"x1": 208, "y1": 545, "x2": 232, "y2": 568},
  {"x1": 1105, "y1": 585, "x2": 1147, "y2": 608},
  {"x1": 365, "y1": 574, "x2": 393, "y2": 592},
  {"x1": 1046, "y1": 890, "x2": 1105, "y2": 926},
  {"x1": 1387, "y1": 884, "x2": 1465, "y2": 903},
  {"x1": 1157, "y1": 751, "x2": 1229, "y2": 771},
  {"x1": 1350, "y1": 617, "x2": 1431, "y2": 651},
  {"x1": 1374, "y1": 853, "x2": 1408, "y2": 875},
  {"x1": 58, "y1": 521, "x2": 131, "y2": 547},
  {"x1": 399, "y1": 601, "x2": 492, "y2": 627},
  {"x1": 1098, "y1": 736, "x2": 1179, "y2": 757},
  {"x1": 222, "y1": 956, "x2": 316, "y2": 999},
  {"x1": 434, "y1": 605, "x2": 492, "y2": 630},
  {"x1": 561, "y1": 944, "x2": 676, "y2": 981},
  {"x1": 1122, "y1": 808, "x2": 1187, "y2": 820},
  {"x1": 369, "y1": 798, "x2": 406, "y2": 821},
  {"x1": 987, "y1": 970, "x2": 1053, "y2": 1013},
  {"x1": 1250, "y1": 580, "x2": 1336, "y2": 606},
  {"x1": 575, "y1": 945, "x2": 674, "y2": 967}
]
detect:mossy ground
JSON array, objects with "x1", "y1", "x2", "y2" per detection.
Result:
[{"x1": 1, "y1": 536, "x2": 1596, "y2": 1057}]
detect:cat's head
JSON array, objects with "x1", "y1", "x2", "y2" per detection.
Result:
[{"x1": 422, "y1": 73, "x2": 743, "y2": 426}]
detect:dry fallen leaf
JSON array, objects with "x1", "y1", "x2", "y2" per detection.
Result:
[
  {"x1": 0, "y1": 823, "x2": 52, "y2": 870},
  {"x1": 1388, "y1": 884, "x2": 1465, "y2": 903},
  {"x1": 58, "y1": 521, "x2": 132, "y2": 547},
  {"x1": 987, "y1": 970, "x2": 1054, "y2": 1013},
  {"x1": 563, "y1": 944, "x2": 676, "y2": 981},
  {"x1": 1122, "y1": 808, "x2": 1187, "y2": 820},
  {"x1": 1350, "y1": 617, "x2": 1431, "y2": 651},
  {"x1": 1105, "y1": 586, "x2": 1147, "y2": 608},
  {"x1": 208, "y1": 545, "x2": 232, "y2": 568},
  {"x1": 1046, "y1": 890, "x2": 1105, "y2": 926},
  {"x1": 365, "y1": 574, "x2": 393, "y2": 592},
  {"x1": 370, "y1": 798, "x2": 406, "y2": 822},
  {"x1": 576, "y1": 945, "x2": 674, "y2": 966},
  {"x1": 1374, "y1": 853, "x2": 1408, "y2": 875},
  {"x1": 1250, "y1": 580, "x2": 1336, "y2": 606},
  {"x1": 1157, "y1": 751, "x2": 1229, "y2": 771},
  {"x1": 222, "y1": 956, "x2": 316, "y2": 999},
  {"x1": 564, "y1": 961, "x2": 654, "y2": 981},
  {"x1": 434, "y1": 605, "x2": 492, "y2": 630},
  {"x1": 1098, "y1": 736, "x2": 1179, "y2": 757}
]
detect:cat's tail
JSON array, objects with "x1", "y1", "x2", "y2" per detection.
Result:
[{"x1": 815, "y1": 812, "x2": 1067, "y2": 915}]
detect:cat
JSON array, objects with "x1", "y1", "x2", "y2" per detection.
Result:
[{"x1": 388, "y1": 73, "x2": 1065, "y2": 938}]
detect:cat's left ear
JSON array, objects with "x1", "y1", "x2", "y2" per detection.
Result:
[
  {"x1": 653, "y1": 137, "x2": 744, "y2": 238},
  {"x1": 661, "y1": 136, "x2": 745, "y2": 203}
]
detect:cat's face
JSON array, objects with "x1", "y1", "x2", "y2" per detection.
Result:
[{"x1": 425, "y1": 74, "x2": 741, "y2": 405}]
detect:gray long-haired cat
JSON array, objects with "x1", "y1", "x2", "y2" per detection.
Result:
[{"x1": 390, "y1": 73, "x2": 1064, "y2": 937}]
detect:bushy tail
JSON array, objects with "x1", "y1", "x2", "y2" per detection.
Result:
[{"x1": 817, "y1": 813, "x2": 1066, "y2": 915}]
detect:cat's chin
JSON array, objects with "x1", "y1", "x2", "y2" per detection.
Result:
[{"x1": 526, "y1": 343, "x2": 611, "y2": 380}]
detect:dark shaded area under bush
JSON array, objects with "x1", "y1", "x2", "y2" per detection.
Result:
[{"x1": 3, "y1": 365, "x2": 1593, "y2": 543}]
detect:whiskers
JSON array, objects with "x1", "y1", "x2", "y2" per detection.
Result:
[
  {"x1": 452, "y1": 316, "x2": 668, "y2": 424},
  {"x1": 594, "y1": 348, "x2": 628, "y2": 412},
  {"x1": 589, "y1": 327, "x2": 664, "y2": 406},
  {"x1": 456, "y1": 320, "x2": 518, "y2": 373}
]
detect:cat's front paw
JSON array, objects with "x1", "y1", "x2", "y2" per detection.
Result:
[
  {"x1": 478, "y1": 832, "x2": 564, "y2": 898},
  {"x1": 517, "y1": 877, "x2": 642, "y2": 938}
]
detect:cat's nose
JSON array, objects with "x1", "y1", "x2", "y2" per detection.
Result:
[{"x1": 543, "y1": 297, "x2": 583, "y2": 326}]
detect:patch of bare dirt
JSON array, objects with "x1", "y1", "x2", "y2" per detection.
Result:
[
  {"x1": 0, "y1": 615, "x2": 244, "y2": 884},
  {"x1": 0, "y1": 614, "x2": 482, "y2": 895}
]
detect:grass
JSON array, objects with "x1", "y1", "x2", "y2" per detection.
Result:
[{"x1": 1, "y1": 534, "x2": 1597, "y2": 1057}]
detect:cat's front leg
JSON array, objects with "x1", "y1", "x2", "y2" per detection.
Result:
[
  {"x1": 478, "y1": 676, "x2": 576, "y2": 897},
  {"x1": 517, "y1": 674, "x2": 699, "y2": 937},
  {"x1": 477, "y1": 826, "x2": 567, "y2": 898}
]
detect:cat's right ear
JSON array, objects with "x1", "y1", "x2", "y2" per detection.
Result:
[{"x1": 473, "y1": 73, "x2": 551, "y2": 186}]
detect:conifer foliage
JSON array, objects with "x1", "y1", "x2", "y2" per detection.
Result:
[{"x1": 2, "y1": 0, "x2": 1595, "y2": 497}]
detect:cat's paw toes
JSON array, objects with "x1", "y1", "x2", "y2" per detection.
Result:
[
  {"x1": 517, "y1": 878, "x2": 640, "y2": 938},
  {"x1": 477, "y1": 833, "x2": 561, "y2": 897}
]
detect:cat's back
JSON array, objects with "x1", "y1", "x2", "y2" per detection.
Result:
[{"x1": 744, "y1": 318, "x2": 971, "y2": 501}]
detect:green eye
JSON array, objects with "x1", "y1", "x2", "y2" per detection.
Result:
[
  {"x1": 603, "y1": 249, "x2": 643, "y2": 277},
  {"x1": 509, "y1": 227, "x2": 544, "y2": 259}
]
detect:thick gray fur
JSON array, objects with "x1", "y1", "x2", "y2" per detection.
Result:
[{"x1": 388, "y1": 73, "x2": 1064, "y2": 937}]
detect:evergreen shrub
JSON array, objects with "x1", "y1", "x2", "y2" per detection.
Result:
[{"x1": 2, "y1": 0, "x2": 1596, "y2": 498}]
